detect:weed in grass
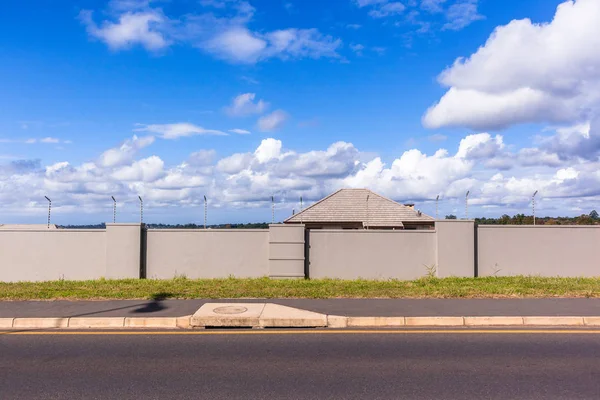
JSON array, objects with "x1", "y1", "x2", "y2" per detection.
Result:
[{"x1": 423, "y1": 264, "x2": 438, "y2": 279}]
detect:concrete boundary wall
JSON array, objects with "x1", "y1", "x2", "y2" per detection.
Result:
[
  {"x1": 478, "y1": 225, "x2": 600, "y2": 277},
  {"x1": 436, "y1": 220, "x2": 475, "y2": 278},
  {"x1": 0, "y1": 224, "x2": 142, "y2": 282},
  {"x1": 308, "y1": 230, "x2": 437, "y2": 280},
  {"x1": 3, "y1": 222, "x2": 600, "y2": 281},
  {"x1": 145, "y1": 229, "x2": 269, "y2": 279}
]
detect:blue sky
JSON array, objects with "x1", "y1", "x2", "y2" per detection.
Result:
[{"x1": 1, "y1": 0, "x2": 599, "y2": 224}]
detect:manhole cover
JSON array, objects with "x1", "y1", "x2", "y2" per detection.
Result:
[{"x1": 213, "y1": 306, "x2": 248, "y2": 315}]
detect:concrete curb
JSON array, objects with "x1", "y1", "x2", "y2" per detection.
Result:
[
  {"x1": 330, "y1": 316, "x2": 594, "y2": 328},
  {"x1": 1, "y1": 317, "x2": 187, "y2": 329},
  {"x1": 1, "y1": 315, "x2": 599, "y2": 330}
]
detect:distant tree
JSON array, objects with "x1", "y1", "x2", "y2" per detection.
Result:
[
  {"x1": 445, "y1": 215, "x2": 457, "y2": 219},
  {"x1": 590, "y1": 210, "x2": 599, "y2": 220},
  {"x1": 576, "y1": 214, "x2": 594, "y2": 225},
  {"x1": 499, "y1": 214, "x2": 511, "y2": 225}
]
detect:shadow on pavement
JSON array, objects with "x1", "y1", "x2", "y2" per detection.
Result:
[
  {"x1": 132, "y1": 292, "x2": 172, "y2": 313},
  {"x1": 0, "y1": 292, "x2": 175, "y2": 335}
]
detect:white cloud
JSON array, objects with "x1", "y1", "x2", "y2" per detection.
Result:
[
  {"x1": 539, "y1": 120, "x2": 600, "y2": 161},
  {"x1": 424, "y1": 0, "x2": 600, "y2": 130},
  {"x1": 80, "y1": 1, "x2": 342, "y2": 64},
  {"x1": 134, "y1": 123, "x2": 227, "y2": 139},
  {"x1": 229, "y1": 128, "x2": 251, "y2": 134},
  {"x1": 217, "y1": 152, "x2": 253, "y2": 174},
  {"x1": 263, "y1": 29, "x2": 341, "y2": 60},
  {"x1": 355, "y1": 0, "x2": 388, "y2": 7},
  {"x1": 203, "y1": 27, "x2": 267, "y2": 63},
  {"x1": 190, "y1": 13, "x2": 341, "y2": 64},
  {"x1": 254, "y1": 138, "x2": 282, "y2": 163},
  {"x1": 112, "y1": 156, "x2": 165, "y2": 182},
  {"x1": 442, "y1": 0, "x2": 483, "y2": 31},
  {"x1": 188, "y1": 149, "x2": 216, "y2": 166},
  {"x1": 350, "y1": 43, "x2": 365, "y2": 55},
  {"x1": 80, "y1": 10, "x2": 169, "y2": 51},
  {"x1": 201, "y1": 26, "x2": 342, "y2": 64},
  {"x1": 98, "y1": 135, "x2": 155, "y2": 167},
  {"x1": 347, "y1": 24, "x2": 362, "y2": 29},
  {"x1": 8, "y1": 125, "x2": 600, "y2": 220},
  {"x1": 257, "y1": 110, "x2": 289, "y2": 132},
  {"x1": 421, "y1": 0, "x2": 446, "y2": 13},
  {"x1": 368, "y1": 2, "x2": 406, "y2": 18},
  {"x1": 424, "y1": 87, "x2": 578, "y2": 130},
  {"x1": 225, "y1": 93, "x2": 268, "y2": 116},
  {"x1": 456, "y1": 133, "x2": 504, "y2": 160},
  {"x1": 40, "y1": 137, "x2": 60, "y2": 144}
]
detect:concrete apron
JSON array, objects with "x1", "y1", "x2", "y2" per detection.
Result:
[
  {"x1": 190, "y1": 303, "x2": 328, "y2": 328},
  {"x1": 2, "y1": 303, "x2": 600, "y2": 329}
]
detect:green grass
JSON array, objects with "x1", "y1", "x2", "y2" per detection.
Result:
[{"x1": 2, "y1": 276, "x2": 600, "y2": 300}]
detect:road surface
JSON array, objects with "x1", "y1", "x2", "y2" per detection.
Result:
[{"x1": 1, "y1": 329, "x2": 600, "y2": 399}]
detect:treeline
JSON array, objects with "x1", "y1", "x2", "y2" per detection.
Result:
[
  {"x1": 446, "y1": 211, "x2": 600, "y2": 225},
  {"x1": 59, "y1": 223, "x2": 271, "y2": 229},
  {"x1": 147, "y1": 223, "x2": 270, "y2": 229},
  {"x1": 59, "y1": 223, "x2": 106, "y2": 229}
]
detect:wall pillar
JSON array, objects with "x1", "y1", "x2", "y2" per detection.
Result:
[
  {"x1": 105, "y1": 223, "x2": 143, "y2": 279},
  {"x1": 435, "y1": 220, "x2": 475, "y2": 278},
  {"x1": 268, "y1": 224, "x2": 305, "y2": 279}
]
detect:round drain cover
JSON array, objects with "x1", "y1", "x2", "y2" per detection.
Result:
[{"x1": 213, "y1": 306, "x2": 248, "y2": 315}]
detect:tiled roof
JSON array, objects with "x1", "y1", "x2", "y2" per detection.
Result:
[{"x1": 284, "y1": 189, "x2": 434, "y2": 227}]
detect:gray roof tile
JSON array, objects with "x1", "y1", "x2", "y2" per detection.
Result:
[{"x1": 284, "y1": 189, "x2": 433, "y2": 226}]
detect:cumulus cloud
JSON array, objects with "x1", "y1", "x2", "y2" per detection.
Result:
[
  {"x1": 98, "y1": 135, "x2": 155, "y2": 167},
  {"x1": 188, "y1": 149, "x2": 216, "y2": 166},
  {"x1": 217, "y1": 152, "x2": 254, "y2": 174},
  {"x1": 539, "y1": 120, "x2": 600, "y2": 161},
  {"x1": 455, "y1": 133, "x2": 504, "y2": 160},
  {"x1": 225, "y1": 93, "x2": 268, "y2": 116},
  {"x1": 254, "y1": 138, "x2": 283, "y2": 163},
  {"x1": 134, "y1": 123, "x2": 227, "y2": 139},
  {"x1": 112, "y1": 156, "x2": 165, "y2": 182},
  {"x1": 5, "y1": 127, "x2": 600, "y2": 220},
  {"x1": 257, "y1": 110, "x2": 289, "y2": 132},
  {"x1": 424, "y1": 0, "x2": 600, "y2": 131}
]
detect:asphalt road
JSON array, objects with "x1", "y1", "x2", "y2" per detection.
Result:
[
  {"x1": 2, "y1": 297, "x2": 600, "y2": 318},
  {"x1": 2, "y1": 329, "x2": 600, "y2": 399}
]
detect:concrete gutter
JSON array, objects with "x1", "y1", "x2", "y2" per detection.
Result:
[{"x1": 1, "y1": 303, "x2": 600, "y2": 329}]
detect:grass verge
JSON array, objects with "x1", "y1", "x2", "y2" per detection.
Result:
[{"x1": 1, "y1": 276, "x2": 600, "y2": 300}]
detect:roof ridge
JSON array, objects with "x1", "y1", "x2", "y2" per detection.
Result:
[
  {"x1": 284, "y1": 188, "x2": 434, "y2": 223},
  {"x1": 283, "y1": 188, "x2": 344, "y2": 223}
]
